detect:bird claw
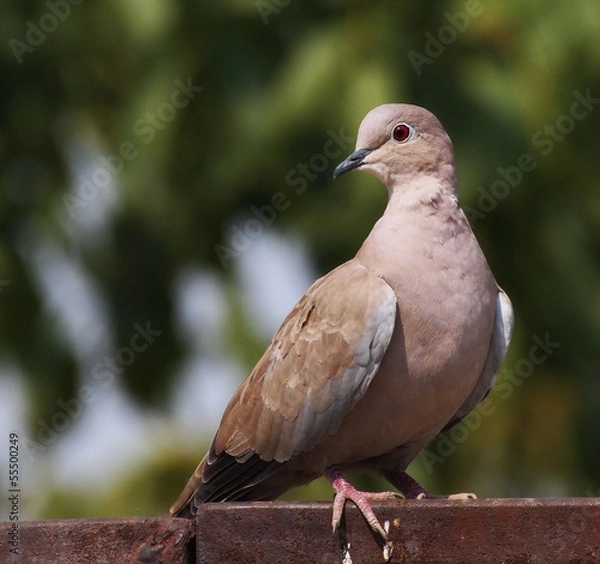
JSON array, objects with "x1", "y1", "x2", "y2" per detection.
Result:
[
  {"x1": 331, "y1": 489, "x2": 389, "y2": 540},
  {"x1": 416, "y1": 491, "x2": 477, "y2": 500},
  {"x1": 383, "y1": 520, "x2": 390, "y2": 535},
  {"x1": 337, "y1": 516, "x2": 393, "y2": 564},
  {"x1": 386, "y1": 470, "x2": 478, "y2": 502},
  {"x1": 325, "y1": 467, "x2": 397, "y2": 562},
  {"x1": 332, "y1": 516, "x2": 341, "y2": 535},
  {"x1": 383, "y1": 541, "x2": 393, "y2": 562},
  {"x1": 448, "y1": 492, "x2": 477, "y2": 500},
  {"x1": 341, "y1": 542, "x2": 353, "y2": 564},
  {"x1": 381, "y1": 521, "x2": 394, "y2": 562}
]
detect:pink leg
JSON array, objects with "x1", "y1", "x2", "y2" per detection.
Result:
[
  {"x1": 384, "y1": 470, "x2": 477, "y2": 500},
  {"x1": 384, "y1": 470, "x2": 429, "y2": 499},
  {"x1": 323, "y1": 466, "x2": 398, "y2": 539}
]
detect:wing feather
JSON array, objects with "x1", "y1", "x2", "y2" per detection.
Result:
[
  {"x1": 171, "y1": 259, "x2": 397, "y2": 513},
  {"x1": 217, "y1": 259, "x2": 397, "y2": 462},
  {"x1": 441, "y1": 287, "x2": 514, "y2": 433}
]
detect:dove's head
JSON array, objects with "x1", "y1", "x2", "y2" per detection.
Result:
[{"x1": 334, "y1": 104, "x2": 456, "y2": 194}]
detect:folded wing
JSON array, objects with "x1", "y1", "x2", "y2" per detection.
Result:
[{"x1": 170, "y1": 260, "x2": 397, "y2": 514}]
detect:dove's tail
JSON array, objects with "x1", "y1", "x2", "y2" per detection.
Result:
[{"x1": 169, "y1": 454, "x2": 207, "y2": 517}]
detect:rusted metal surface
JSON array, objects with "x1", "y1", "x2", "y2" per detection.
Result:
[
  {"x1": 196, "y1": 499, "x2": 600, "y2": 563},
  {"x1": 0, "y1": 516, "x2": 194, "y2": 564},
  {"x1": 2, "y1": 499, "x2": 600, "y2": 563}
]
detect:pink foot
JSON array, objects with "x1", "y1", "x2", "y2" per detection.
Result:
[
  {"x1": 384, "y1": 470, "x2": 476, "y2": 500},
  {"x1": 323, "y1": 466, "x2": 398, "y2": 540}
]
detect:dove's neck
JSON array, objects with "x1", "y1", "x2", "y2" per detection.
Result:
[
  {"x1": 383, "y1": 173, "x2": 459, "y2": 223},
  {"x1": 356, "y1": 173, "x2": 475, "y2": 274}
]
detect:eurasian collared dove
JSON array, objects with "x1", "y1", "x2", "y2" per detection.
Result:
[{"x1": 170, "y1": 104, "x2": 513, "y2": 559}]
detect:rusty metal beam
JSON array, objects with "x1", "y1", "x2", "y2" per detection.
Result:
[
  {"x1": 196, "y1": 499, "x2": 600, "y2": 563},
  {"x1": 2, "y1": 499, "x2": 600, "y2": 563},
  {"x1": 0, "y1": 516, "x2": 194, "y2": 564}
]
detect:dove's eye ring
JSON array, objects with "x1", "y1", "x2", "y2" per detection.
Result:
[{"x1": 392, "y1": 123, "x2": 414, "y2": 143}]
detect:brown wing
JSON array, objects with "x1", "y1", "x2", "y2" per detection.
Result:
[{"x1": 170, "y1": 259, "x2": 396, "y2": 515}]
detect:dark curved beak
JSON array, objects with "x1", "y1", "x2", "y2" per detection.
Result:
[{"x1": 333, "y1": 148, "x2": 372, "y2": 179}]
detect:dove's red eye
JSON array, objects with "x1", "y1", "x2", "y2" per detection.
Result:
[{"x1": 392, "y1": 123, "x2": 412, "y2": 142}]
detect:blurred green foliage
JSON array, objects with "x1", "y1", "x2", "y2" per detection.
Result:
[{"x1": 1, "y1": 0, "x2": 600, "y2": 518}]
